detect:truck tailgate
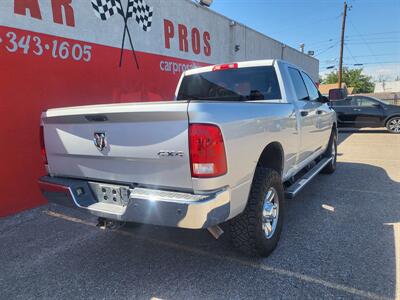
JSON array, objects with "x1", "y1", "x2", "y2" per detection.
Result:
[{"x1": 42, "y1": 102, "x2": 192, "y2": 190}]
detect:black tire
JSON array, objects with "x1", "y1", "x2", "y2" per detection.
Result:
[
  {"x1": 230, "y1": 168, "x2": 284, "y2": 257},
  {"x1": 321, "y1": 129, "x2": 337, "y2": 174},
  {"x1": 386, "y1": 116, "x2": 400, "y2": 133}
]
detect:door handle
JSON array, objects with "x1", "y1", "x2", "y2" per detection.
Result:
[
  {"x1": 353, "y1": 108, "x2": 361, "y2": 111},
  {"x1": 300, "y1": 111, "x2": 309, "y2": 117}
]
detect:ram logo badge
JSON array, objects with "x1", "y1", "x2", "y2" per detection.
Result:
[
  {"x1": 94, "y1": 132, "x2": 107, "y2": 151},
  {"x1": 158, "y1": 151, "x2": 184, "y2": 158}
]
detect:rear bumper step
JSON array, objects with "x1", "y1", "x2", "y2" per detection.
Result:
[
  {"x1": 39, "y1": 176, "x2": 230, "y2": 229},
  {"x1": 285, "y1": 157, "x2": 332, "y2": 199}
]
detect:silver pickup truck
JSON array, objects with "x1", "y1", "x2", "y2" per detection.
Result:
[{"x1": 39, "y1": 59, "x2": 337, "y2": 256}]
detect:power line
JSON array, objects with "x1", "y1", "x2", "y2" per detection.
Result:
[
  {"x1": 322, "y1": 53, "x2": 400, "y2": 63},
  {"x1": 314, "y1": 42, "x2": 340, "y2": 56},
  {"x1": 345, "y1": 53, "x2": 400, "y2": 58},
  {"x1": 306, "y1": 38, "x2": 340, "y2": 46},
  {"x1": 346, "y1": 61, "x2": 400, "y2": 65},
  {"x1": 319, "y1": 61, "x2": 400, "y2": 70},
  {"x1": 346, "y1": 41, "x2": 400, "y2": 45},
  {"x1": 346, "y1": 36, "x2": 400, "y2": 41},
  {"x1": 344, "y1": 43, "x2": 359, "y2": 65},
  {"x1": 348, "y1": 18, "x2": 386, "y2": 70},
  {"x1": 345, "y1": 30, "x2": 400, "y2": 38},
  {"x1": 345, "y1": 38, "x2": 400, "y2": 44}
]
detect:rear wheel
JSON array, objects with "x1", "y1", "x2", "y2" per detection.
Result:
[
  {"x1": 386, "y1": 117, "x2": 400, "y2": 133},
  {"x1": 230, "y1": 168, "x2": 284, "y2": 257},
  {"x1": 321, "y1": 129, "x2": 337, "y2": 174}
]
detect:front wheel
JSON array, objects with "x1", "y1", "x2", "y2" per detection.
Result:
[
  {"x1": 230, "y1": 168, "x2": 284, "y2": 257},
  {"x1": 386, "y1": 117, "x2": 400, "y2": 133}
]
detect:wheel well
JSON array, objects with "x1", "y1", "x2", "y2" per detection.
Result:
[
  {"x1": 257, "y1": 142, "x2": 284, "y2": 175},
  {"x1": 385, "y1": 115, "x2": 400, "y2": 126}
]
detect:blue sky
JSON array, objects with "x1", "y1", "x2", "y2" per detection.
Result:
[{"x1": 211, "y1": 0, "x2": 400, "y2": 81}]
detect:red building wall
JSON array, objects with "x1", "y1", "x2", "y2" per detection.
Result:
[{"x1": 0, "y1": 0, "x2": 210, "y2": 216}]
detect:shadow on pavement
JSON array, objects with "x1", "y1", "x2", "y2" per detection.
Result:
[
  {"x1": 1, "y1": 129, "x2": 399, "y2": 299},
  {"x1": 0, "y1": 158, "x2": 399, "y2": 299},
  {"x1": 339, "y1": 128, "x2": 389, "y2": 134}
]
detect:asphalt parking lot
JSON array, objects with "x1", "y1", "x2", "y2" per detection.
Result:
[{"x1": 1, "y1": 129, "x2": 399, "y2": 299}]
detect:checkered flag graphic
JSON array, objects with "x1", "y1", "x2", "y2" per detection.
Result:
[
  {"x1": 127, "y1": 0, "x2": 154, "y2": 32},
  {"x1": 91, "y1": 0, "x2": 122, "y2": 20},
  {"x1": 91, "y1": 0, "x2": 154, "y2": 69}
]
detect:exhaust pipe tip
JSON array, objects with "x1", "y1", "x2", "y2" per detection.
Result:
[{"x1": 207, "y1": 225, "x2": 224, "y2": 240}]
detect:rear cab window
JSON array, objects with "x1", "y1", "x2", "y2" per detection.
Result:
[{"x1": 177, "y1": 66, "x2": 282, "y2": 101}]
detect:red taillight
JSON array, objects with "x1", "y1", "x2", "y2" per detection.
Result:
[
  {"x1": 212, "y1": 63, "x2": 238, "y2": 71},
  {"x1": 189, "y1": 124, "x2": 227, "y2": 178},
  {"x1": 40, "y1": 125, "x2": 48, "y2": 165}
]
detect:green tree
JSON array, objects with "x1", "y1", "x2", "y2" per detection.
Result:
[{"x1": 322, "y1": 68, "x2": 374, "y2": 93}]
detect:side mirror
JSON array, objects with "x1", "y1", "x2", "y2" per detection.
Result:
[{"x1": 329, "y1": 88, "x2": 348, "y2": 101}]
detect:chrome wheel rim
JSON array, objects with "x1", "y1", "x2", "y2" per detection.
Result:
[
  {"x1": 388, "y1": 118, "x2": 400, "y2": 133},
  {"x1": 262, "y1": 187, "x2": 279, "y2": 239}
]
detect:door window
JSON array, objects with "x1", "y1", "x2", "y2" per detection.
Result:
[
  {"x1": 288, "y1": 67, "x2": 309, "y2": 100},
  {"x1": 301, "y1": 72, "x2": 320, "y2": 101},
  {"x1": 351, "y1": 97, "x2": 378, "y2": 107}
]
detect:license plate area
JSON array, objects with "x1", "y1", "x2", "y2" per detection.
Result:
[{"x1": 89, "y1": 182, "x2": 130, "y2": 206}]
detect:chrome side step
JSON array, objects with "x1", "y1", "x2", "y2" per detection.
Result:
[{"x1": 285, "y1": 157, "x2": 332, "y2": 199}]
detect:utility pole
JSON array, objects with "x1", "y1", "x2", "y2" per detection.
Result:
[{"x1": 338, "y1": 1, "x2": 348, "y2": 89}]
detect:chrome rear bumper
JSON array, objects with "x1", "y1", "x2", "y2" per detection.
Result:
[{"x1": 39, "y1": 176, "x2": 230, "y2": 229}]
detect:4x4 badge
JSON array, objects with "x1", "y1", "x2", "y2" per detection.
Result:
[{"x1": 94, "y1": 132, "x2": 107, "y2": 151}]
